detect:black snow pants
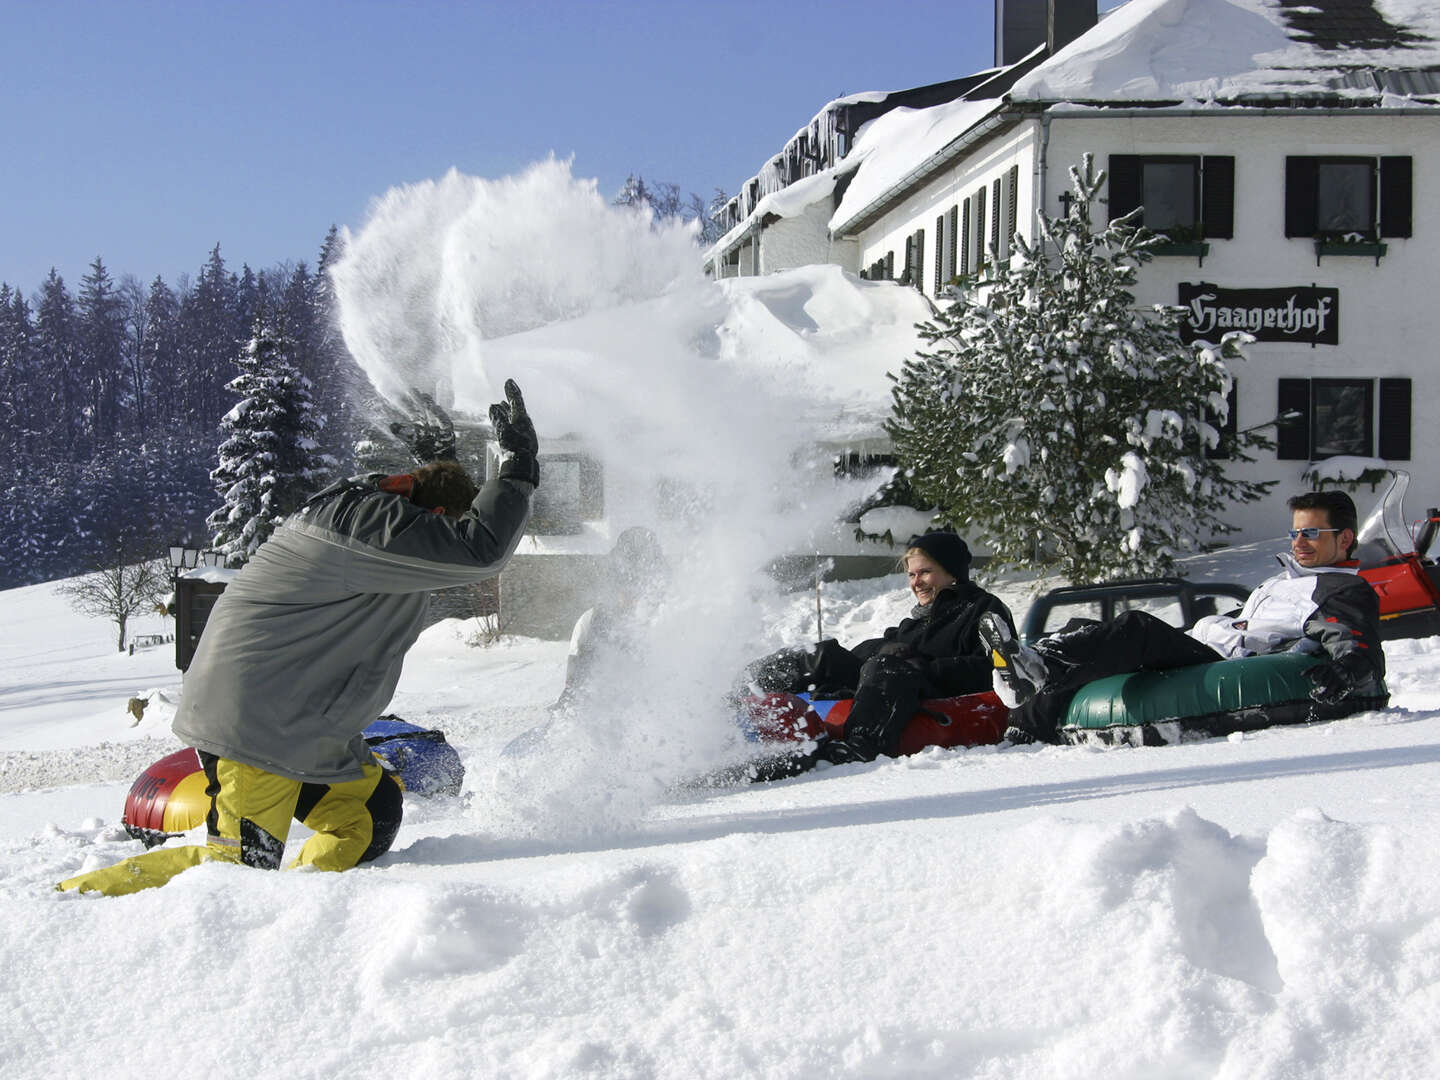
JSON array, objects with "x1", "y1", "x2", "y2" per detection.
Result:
[
  {"x1": 1008, "y1": 609, "x2": 1223, "y2": 742},
  {"x1": 745, "y1": 641, "x2": 935, "y2": 757}
]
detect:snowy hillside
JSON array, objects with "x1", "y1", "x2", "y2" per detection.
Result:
[{"x1": 4, "y1": 542, "x2": 1439, "y2": 1079}]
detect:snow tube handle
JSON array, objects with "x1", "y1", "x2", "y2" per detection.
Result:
[{"x1": 1415, "y1": 509, "x2": 1440, "y2": 558}]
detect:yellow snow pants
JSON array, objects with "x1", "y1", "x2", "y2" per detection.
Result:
[{"x1": 57, "y1": 753, "x2": 402, "y2": 897}]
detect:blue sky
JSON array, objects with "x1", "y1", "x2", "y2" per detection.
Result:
[{"x1": 1, "y1": 0, "x2": 1009, "y2": 292}]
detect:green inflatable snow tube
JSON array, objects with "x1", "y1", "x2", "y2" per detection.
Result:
[{"x1": 1061, "y1": 652, "x2": 1387, "y2": 746}]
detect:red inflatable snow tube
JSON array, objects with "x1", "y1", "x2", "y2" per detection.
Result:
[{"x1": 741, "y1": 690, "x2": 1010, "y2": 756}]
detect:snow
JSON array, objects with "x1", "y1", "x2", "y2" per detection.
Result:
[
  {"x1": 1011, "y1": 0, "x2": 1440, "y2": 104},
  {"x1": 829, "y1": 97, "x2": 1005, "y2": 233},
  {"x1": 5, "y1": 538, "x2": 1440, "y2": 1078}
]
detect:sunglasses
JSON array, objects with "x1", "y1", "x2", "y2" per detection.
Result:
[{"x1": 1288, "y1": 527, "x2": 1341, "y2": 540}]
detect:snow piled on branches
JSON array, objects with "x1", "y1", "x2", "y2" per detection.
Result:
[{"x1": 887, "y1": 155, "x2": 1273, "y2": 581}]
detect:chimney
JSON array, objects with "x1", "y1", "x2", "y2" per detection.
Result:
[{"x1": 994, "y1": 0, "x2": 1098, "y2": 67}]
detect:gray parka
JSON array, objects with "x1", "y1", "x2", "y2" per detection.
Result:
[{"x1": 172, "y1": 472, "x2": 532, "y2": 783}]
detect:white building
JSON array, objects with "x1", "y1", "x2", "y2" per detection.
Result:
[{"x1": 708, "y1": 0, "x2": 1440, "y2": 541}]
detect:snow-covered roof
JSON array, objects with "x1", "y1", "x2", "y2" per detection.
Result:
[
  {"x1": 828, "y1": 97, "x2": 1010, "y2": 235},
  {"x1": 1010, "y1": 0, "x2": 1440, "y2": 104}
]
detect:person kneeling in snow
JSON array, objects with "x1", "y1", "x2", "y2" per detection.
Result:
[
  {"x1": 58, "y1": 382, "x2": 539, "y2": 896},
  {"x1": 979, "y1": 490, "x2": 1386, "y2": 744},
  {"x1": 743, "y1": 531, "x2": 1015, "y2": 776}
]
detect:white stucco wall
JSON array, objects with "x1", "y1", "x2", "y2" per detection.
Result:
[
  {"x1": 848, "y1": 107, "x2": 1440, "y2": 547},
  {"x1": 1045, "y1": 110, "x2": 1440, "y2": 542},
  {"x1": 758, "y1": 201, "x2": 836, "y2": 274},
  {"x1": 854, "y1": 124, "x2": 1037, "y2": 300}
]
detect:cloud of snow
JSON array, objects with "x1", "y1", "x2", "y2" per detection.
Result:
[{"x1": 331, "y1": 159, "x2": 931, "y2": 839}]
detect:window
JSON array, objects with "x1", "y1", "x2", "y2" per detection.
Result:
[
  {"x1": 1285, "y1": 156, "x2": 1412, "y2": 239},
  {"x1": 1276, "y1": 377, "x2": 1411, "y2": 460},
  {"x1": 912, "y1": 227, "x2": 925, "y2": 291},
  {"x1": 1109, "y1": 155, "x2": 1235, "y2": 239},
  {"x1": 960, "y1": 197, "x2": 972, "y2": 276}
]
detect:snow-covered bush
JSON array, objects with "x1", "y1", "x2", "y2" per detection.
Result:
[{"x1": 886, "y1": 155, "x2": 1272, "y2": 581}]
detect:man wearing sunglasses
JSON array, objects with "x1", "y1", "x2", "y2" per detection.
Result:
[{"x1": 980, "y1": 490, "x2": 1385, "y2": 744}]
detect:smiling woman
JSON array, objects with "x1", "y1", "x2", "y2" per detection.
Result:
[{"x1": 738, "y1": 530, "x2": 1016, "y2": 773}]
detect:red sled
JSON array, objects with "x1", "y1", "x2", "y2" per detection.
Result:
[{"x1": 740, "y1": 690, "x2": 1009, "y2": 756}]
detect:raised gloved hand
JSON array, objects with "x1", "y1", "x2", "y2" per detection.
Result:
[
  {"x1": 1305, "y1": 656, "x2": 1363, "y2": 705},
  {"x1": 490, "y1": 378, "x2": 539, "y2": 486},
  {"x1": 389, "y1": 390, "x2": 457, "y2": 464}
]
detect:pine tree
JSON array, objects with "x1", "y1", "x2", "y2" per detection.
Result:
[
  {"x1": 208, "y1": 308, "x2": 335, "y2": 562},
  {"x1": 33, "y1": 270, "x2": 83, "y2": 461},
  {"x1": 177, "y1": 245, "x2": 239, "y2": 429},
  {"x1": 77, "y1": 257, "x2": 127, "y2": 447},
  {"x1": 886, "y1": 155, "x2": 1273, "y2": 582}
]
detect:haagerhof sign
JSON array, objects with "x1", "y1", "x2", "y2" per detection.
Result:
[{"x1": 1178, "y1": 284, "x2": 1339, "y2": 346}]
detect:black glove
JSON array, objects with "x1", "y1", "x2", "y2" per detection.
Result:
[
  {"x1": 389, "y1": 390, "x2": 457, "y2": 464},
  {"x1": 490, "y1": 378, "x2": 539, "y2": 486},
  {"x1": 1305, "y1": 657, "x2": 1360, "y2": 705},
  {"x1": 876, "y1": 641, "x2": 919, "y2": 661}
]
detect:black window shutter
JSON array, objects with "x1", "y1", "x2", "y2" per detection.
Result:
[
  {"x1": 1201, "y1": 156, "x2": 1235, "y2": 239},
  {"x1": 1108, "y1": 155, "x2": 1142, "y2": 222},
  {"x1": 903, "y1": 235, "x2": 914, "y2": 282},
  {"x1": 1007, "y1": 164, "x2": 1019, "y2": 240},
  {"x1": 1380, "y1": 157, "x2": 1413, "y2": 238},
  {"x1": 885, "y1": 251, "x2": 894, "y2": 279},
  {"x1": 975, "y1": 185, "x2": 987, "y2": 264},
  {"x1": 1277, "y1": 378, "x2": 1311, "y2": 459},
  {"x1": 914, "y1": 228, "x2": 925, "y2": 291},
  {"x1": 948, "y1": 204, "x2": 959, "y2": 280},
  {"x1": 1378, "y1": 377, "x2": 1412, "y2": 460},
  {"x1": 991, "y1": 177, "x2": 1002, "y2": 251},
  {"x1": 1285, "y1": 157, "x2": 1318, "y2": 238},
  {"x1": 935, "y1": 215, "x2": 945, "y2": 293}
]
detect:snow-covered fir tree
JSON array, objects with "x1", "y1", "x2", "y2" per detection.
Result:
[
  {"x1": 886, "y1": 154, "x2": 1273, "y2": 581},
  {"x1": 208, "y1": 308, "x2": 335, "y2": 563}
]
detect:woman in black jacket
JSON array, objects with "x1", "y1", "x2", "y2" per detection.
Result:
[{"x1": 745, "y1": 531, "x2": 1014, "y2": 771}]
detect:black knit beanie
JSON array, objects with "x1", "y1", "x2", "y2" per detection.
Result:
[{"x1": 905, "y1": 531, "x2": 972, "y2": 580}]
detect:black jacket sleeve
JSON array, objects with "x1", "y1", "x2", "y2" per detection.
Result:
[{"x1": 1304, "y1": 573, "x2": 1385, "y2": 683}]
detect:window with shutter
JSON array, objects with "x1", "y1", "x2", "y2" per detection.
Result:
[
  {"x1": 914, "y1": 228, "x2": 926, "y2": 292},
  {"x1": 1109, "y1": 155, "x2": 1208, "y2": 240},
  {"x1": 885, "y1": 251, "x2": 894, "y2": 279},
  {"x1": 1286, "y1": 156, "x2": 1409, "y2": 239},
  {"x1": 903, "y1": 235, "x2": 914, "y2": 284}
]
